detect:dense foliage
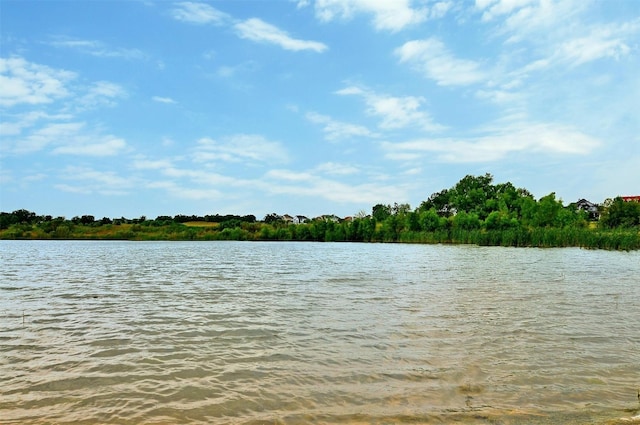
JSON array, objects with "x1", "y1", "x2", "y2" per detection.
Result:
[{"x1": 2, "y1": 174, "x2": 639, "y2": 250}]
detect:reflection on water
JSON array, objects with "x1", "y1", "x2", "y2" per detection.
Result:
[{"x1": 1, "y1": 240, "x2": 639, "y2": 424}]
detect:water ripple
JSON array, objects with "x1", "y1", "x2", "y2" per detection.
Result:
[{"x1": 1, "y1": 241, "x2": 639, "y2": 424}]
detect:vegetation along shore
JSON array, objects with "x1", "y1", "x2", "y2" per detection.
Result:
[{"x1": 2, "y1": 174, "x2": 639, "y2": 250}]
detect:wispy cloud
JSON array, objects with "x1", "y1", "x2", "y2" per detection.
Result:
[
  {"x1": 235, "y1": 18, "x2": 328, "y2": 52},
  {"x1": 0, "y1": 111, "x2": 72, "y2": 136},
  {"x1": 479, "y1": 0, "x2": 587, "y2": 44},
  {"x1": 336, "y1": 85, "x2": 444, "y2": 131},
  {"x1": 171, "y1": 2, "x2": 230, "y2": 25},
  {"x1": 264, "y1": 168, "x2": 407, "y2": 204},
  {"x1": 306, "y1": 0, "x2": 436, "y2": 32},
  {"x1": 147, "y1": 180, "x2": 224, "y2": 201},
  {"x1": 468, "y1": 3, "x2": 640, "y2": 111},
  {"x1": 52, "y1": 136, "x2": 127, "y2": 156},
  {"x1": 551, "y1": 21, "x2": 638, "y2": 68},
  {"x1": 193, "y1": 134, "x2": 290, "y2": 164},
  {"x1": 382, "y1": 122, "x2": 601, "y2": 163},
  {"x1": 395, "y1": 38, "x2": 486, "y2": 86},
  {"x1": 171, "y1": 3, "x2": 327, "y2": 53},
  {"x1": 48, "y1": 37, "x2": 147, "y2": 60},
  {"x1": 152, "y1": 96, "x2": 176, "y2": 104},
  {"x1": 6, "y1": 121, "x2": 128, "y2": 157},
  {"x1": 306, "y1": 112, "x2": 376, "y2": 141},
  {"x1": 315, "y1": 161, "x2": 360, "y2": 175},
  {"x1": 132, "y1": 157, "x2": 175, "y2": 170},
  {"x1": 1, "y1": 57, "x2": 130, "y2": 158},
  {"x1": 476, "y1": 0, "x2": 538, "y2": 23},
  {"x1": 13, "y1": 122, "x2": 85, "y2": 154},
  {"x1": 56, "y1": 166, "x2": 132, "y2": 195},
  {"x1": 77, "y1": 81, "x2": 127, "y2": 110}
]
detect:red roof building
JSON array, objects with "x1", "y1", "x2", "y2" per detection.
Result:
[{"x1": 621, "y1": 196, "x2": 640, "y2": 202}]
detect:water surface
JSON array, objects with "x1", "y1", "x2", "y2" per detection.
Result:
[{"x1": 1, "y1": 241, "x2": 639, "y2": 424}]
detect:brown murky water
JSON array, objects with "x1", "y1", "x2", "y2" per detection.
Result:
[{"x1": 1, "y1": 241, "x2": 639, "y2": 424}]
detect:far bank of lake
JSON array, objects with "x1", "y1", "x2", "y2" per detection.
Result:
[{"x1": 2, "y1": 219, "x2": 639, "y2": 250}]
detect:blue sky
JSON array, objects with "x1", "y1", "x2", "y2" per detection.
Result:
[{"x1": 1, "y1": 0, "x2": 639, "y2": 219}]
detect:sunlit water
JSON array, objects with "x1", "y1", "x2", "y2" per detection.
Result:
[{"x1": 1, "y1": 240, "x2": 639, "y2": 424}]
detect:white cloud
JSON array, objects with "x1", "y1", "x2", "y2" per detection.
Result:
[
  {"x1": 334, "y1": 86, "x2": 364, "y2": 96},
  {"x1": 0, "y1": 57, "x2": 126, "y2": 133},
  {"x1": 475, "y1": 89, "x2": 521, "y2": 104},
  {"x1": 54, "y1": 183, "x2": 93, "y2": 195},
  {"x1": 235, "y1": 18, "x2": 328, "y2": 52},
  {"x1": 496, "y1": 17, "x2": 640, "y2": 91},
  {"x1": 77, "y1": 81, "x2": 126, "y2": 110},
  {"x1": 170, "y1": 3, "x2": 327, "y2": 53},
  {"x1": 63, "y1": 166, "x2": 131, "y2": 186},
  {"x1": 15, "y1": 122, "x2": 85, "y2": 153},
  {"x1": 214, "y1": 61, "x2": 259, "y2": 79},
  {"x1": 171, "y1": 2, "x2": 230, "y2": 25},
  {"x1": 554, "y1": 23, "x2": 636, "y2": 67},
  {"x1": 476, "y1": 0, "x2": 537, "y2": 22},
  {"x1": 430, "y1": 2, "x2": 453, "y2": 19},
  {"x1": 369, "y1": 95, "x2": 440, "y2": 131},
  {"x1": 395, "y1": 38, "x2": 486, "y2": 86},
  {"x1": 147, "y1": 180, "x2": 223, "y2": 200},
  {"x1": 336, "y1": 86, "x2": 444, "y2": 131},
  {"x1": 88, "y1": 81, "x2": 125, "y2": 98},
  {"x1": 193, "y1": 134, "x2": 290, "y2": 164},
  {"x1": 0, "y1": 168, "x2": 12, "y2": 186},
  {"x1": 132, "y1": 158, "x2": 175, "y2": 170},
  {"x1": 23, "y1": 173, "x2": 47, "y2": 183},
  {"x1": 9, "y1": 121, "x2": 128, "y2": 156},
  {"x1": 264, "y1": 168, "x2": 407, "y2": 204},
  {"x1": 53, "y1": 137, "x2": 127, "y2": 156},
  {"x1": 315, "y1": 161, "x2": 360, "y2": 175},
  {"x1": 306, "y1": 112, "x2": 376, "y2": 141},
  {"x1": 382, "y1": 122, "x2": 601, "y2": 163},
  {"x1": 311, "y1": 0, "x2": 429, "y2": 31},
  {"x1": 0, "y1": 57, "x2": 131, "y2": 160},
  {"x1": 48, "y1": 37, "x2": 146, "y2": 60},
  {"x1": 478, "y1": 0, "x2": 587, "y2": 44},
  {"x1": 152, "y1": 96, "x2": 176, "y2": 104},
  {"x1": 0, "y1": 111, "x2": 73, "y2": 136},
  {"x1": 265, "y1": 169, "x2": 314, "y2": 182},
  {"x1": 0, "y1": 57, "x2": 74, "y2": 107},
  {"x1": 56, "y1": 166, "x2": 132, "y2": 195}
]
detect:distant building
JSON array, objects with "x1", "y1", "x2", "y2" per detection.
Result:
[
  {"x1": 621, "y1": 196, "x2": 640, "y2": 202},
  {"x1": 280, "y1": 214, "x2": 309, "y2": 224},
  {"x1": 282, "y1": 214, "x2": 294, "y2": 223},
  {"x1": 314, "y1": 214, "x2": 341, "y2": 222},
  {"x1": 575, "y1": 199, "x2": 600, "y2": 220},
  {"x1": 294, "y1": 215, "x2": 309, "y2": 224}
]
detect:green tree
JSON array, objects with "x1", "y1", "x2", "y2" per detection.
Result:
[
  {"x1": 451, "y1": 173, "x2": 495, "y2": 219},
  {"x1": 419, "y1": 208, "x2": 445, "y2": 231},
  {"x1": 600, "y1": 197, "x2": 640, "y2": 228},
  {"x1": 372, "y1": 204, "x2": 392, "y2": 222},
  {"x1": 534, "y1": 193, "x2": 562, "y2": 227},
  {"x1": 418, "y1": 189, "x2": 453, "y2": 216},
  {"x1": 452, "y1": 211, "x2": 481, "y2": 230}
]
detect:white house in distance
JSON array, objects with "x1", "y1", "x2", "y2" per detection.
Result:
[
  {"x1": 282, "y1": 214, "x2": 310, "y2": 224},
  {"x1": 575, "y1": 199, "x2": 599, "y2": 220}
]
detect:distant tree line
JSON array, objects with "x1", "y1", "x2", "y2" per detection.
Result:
[
  {"x1": 0, "y1": 211, "x2": 256, "y2": 229},
  {"x1": 2, "y1": 174, "x2": 639, "y2": 249}
]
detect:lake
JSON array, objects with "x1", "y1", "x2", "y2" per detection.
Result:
[{"x1": 1, "y1": 240, "x2": 639, "y2": 424}]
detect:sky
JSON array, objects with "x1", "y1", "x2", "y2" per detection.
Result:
[{"x1": 1, "y1": 0, "x2": 639, "y2": 220}]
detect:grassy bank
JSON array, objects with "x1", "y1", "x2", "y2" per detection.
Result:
[{"x1": 2, "y1": 220, "x2": 639, "y2": 250}]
